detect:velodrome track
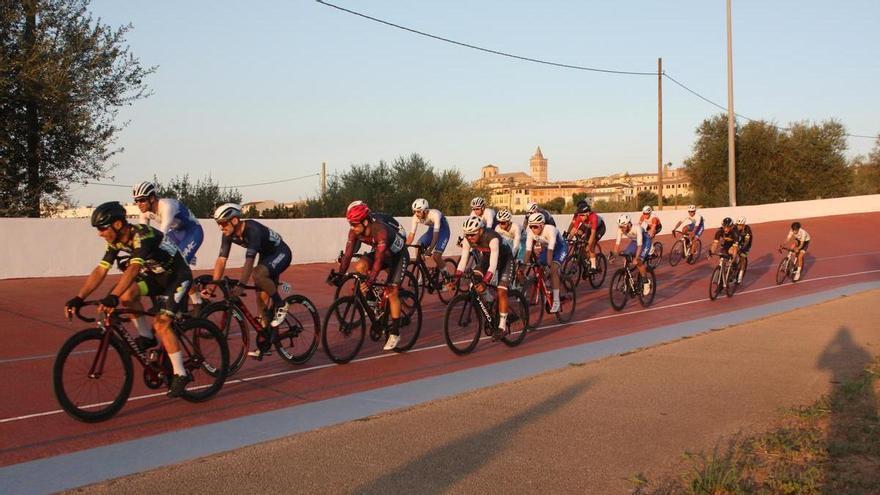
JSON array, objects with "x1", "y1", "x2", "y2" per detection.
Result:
[{"x1": 1, "y1": 213, "x2": 878, "y2": 469}]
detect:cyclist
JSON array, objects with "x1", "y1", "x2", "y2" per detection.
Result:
[
  {"x1": 132, "y1": 181, "x2": 205, "y2": 310},
  {"x1": 63, "y1": 202, "x2": 193, "y2": 397},
  {"x1": 523, "y1": 212, "x2": 567, "y2": 313},
  {"x1": 494, "y1": 209, "x2": 522, "y2": 259},
  {"x1": 208, "y1": 203, "x2": 291, "y2": 352},
  {"x1": 564, "y1": 200, "x2": 606, "y2": 273},
  {"x1": 470, "y1": 197, "x2": 497, "y2": 230},
  {"x1": 611, "y1": 214, "x2": 652, "y2": 296},
  {"x1": 708, "y1": 217, "x2": 741, "y2": 272},
  {"x1": 672, "y1": 205, "x2": 704, "y2": 254},
  {"x1": 523, "y1": 202, "x2": 557, "y2": 228},
  {"x1": 735, "y1": 217, "x2": 752, "y2": 283},
  {"x1": 781, "y1": 221, "x2": 810, "y2": 281},
  {"x1": 335, "y1": 202, "x2": 409, "y2": 351},
  {"x1": 639, "y1": 205, "x2": 662, "y2": 239},
  {"x1": 453, "y1": 215, "x2": 514, "y2": 339},
  {"x1": 405, "y1": 198, "x2": 450, "y2": 271}
]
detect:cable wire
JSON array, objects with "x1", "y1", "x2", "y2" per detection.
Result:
[{"x1": 83, "y1": 173, "x2": 320, "y2": 189}]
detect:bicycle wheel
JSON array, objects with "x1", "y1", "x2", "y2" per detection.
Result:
[
  {"x1": 775, "y1": 258, "x2": 789, "y2": 285},
  {"x1": 638, "y1": 268, "x2": 657, "y2": 307},
  {"x1": 562, "y1": 256, "x2": 582, "y2": 289},
  {"x1": 588, "y1": 253, "x2": 608, "y2": 289},
  {"x1": 725, "y1": 264, "x2": 738, "y2": 297},
  {"x1": 401, "y1": 270, "x2": 420, "y2": 304},
  {"x1": 199, "y1": 301, "x2": 248, "y2": 375},
  {"x1": 54, "y1": 329, "x2": 133, "y2": 423},
  {"x1": 274, "y1": 295, "x2": 320, "y2": 364},
  {"x1": 322, "y1": 296, "x2": 366, "y2": 364},
  {"x1": 394, "y1": 289, "x2": 422, "y2": 352},
  {"x1": 609, "y1": 269, "x2": 629, "y2": 311},
  {"x1": 443, "y1": 293, "x2": 482, "y2": 355},
  {"x1": 501, "y1": 289, "x2": 529, "y2": 347},
  {"x1": 669, "y1": 240, "x2": 684, "y2": 266},
  {"x1": 709, "y1": 266, "x2": 723, "y2": 300},
  {"x1": 406, "y1": 263, "x2": 426, "y2": 303},
  {"x1": 647, "y1": 241, "x2": 663, "y2": 270},
  {"x1": 555, "y1": 277, "x2": 577, "y2": 323},
  {"x1": 176, "y1": 318, "x2": 229, "y2": 402},
  {"x1": 687, "y1": 238, "x2": 702, "y2": 265},
  {"x1": 438, "y1": 258, "x2": 459, "y2": 304},
  {"x1": 737, "y1": 255, "x2": 748, "y2": 284},
  {"x1": 524, "y1": 276, "x2": 545, "y2": 329}
]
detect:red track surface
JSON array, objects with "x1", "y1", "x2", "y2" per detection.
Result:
[{"x1": 1, "y1": 213, "x2": 878, "y2": 467}]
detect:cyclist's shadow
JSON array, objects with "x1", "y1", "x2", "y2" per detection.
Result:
[{"x1": 738, "y1": 253, "x2": 773, "y2": 290}]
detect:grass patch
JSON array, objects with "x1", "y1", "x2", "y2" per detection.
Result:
[{"x1": 632, "y1": 357, "x2": 880, "y2": 495}]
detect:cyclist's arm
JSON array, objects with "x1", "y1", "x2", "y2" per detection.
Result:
[
  {"x1": 239, "y1": 256, "x2": 257, "y2": 287},
  {"x1": 406, "y1": 215, "x2": 418, "y2": 245},
  {"x1": 109, "y1": 261, "x2": 141, "y2": 299},
  {"x1": 487, "y1": 238, "x2": 500, "y2": 276},
  {"x1": 76, "y1": 264, "x2": 110, "y2": 299},
  {"x1": 210, "y1": 256, "x2": 227, "y2": 283},
  {"x1": 429, "y1": 230, "x2": 439, "y2": 251},
  {"x1": 512, "y1": 224, "x2": 522, "y2": 256},
  {"x1": 523, "y1": 230, "x2": 535, "y2": 261},
  {"x1": 157, "y1": 199, "x2": 177, "y2": 234},
  {"x1": 338, "y1": 230, "x2": 359, "y2": 274},
  {"x1": 456, "y1": 238, "x2": 471, "y2": 273}
]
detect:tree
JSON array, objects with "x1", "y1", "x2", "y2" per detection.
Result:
[
  {"x1": 155, "y1": 175, "x2": 242, "y2": 218},
  {"x1": 1, "y1": 0, "x2": 154, "y2": 217},
  {"x1": 539, "y1": 197, "x2": 566, "y2": 214},
  {"x1": 850, "y1": 136, "x2": 880, "y2": 195},
  {"x1": 684, "y1": 115, "x2": 734, "y2": 207},
  {"x1": 636, "y1": 191, "x2": 658, "y2": 210}
]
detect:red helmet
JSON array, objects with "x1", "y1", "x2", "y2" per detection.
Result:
[{"x1": 346, "y1": 203, "x2": 371, "y2": 223}]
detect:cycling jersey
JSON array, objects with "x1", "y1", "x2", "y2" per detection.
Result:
[
  {"x1": 476, "y1": 207, "x2": 497, "y2": 230},
  {"x1": 786, "y1": 228, "x2": 810, "y2": 245},
  {"x1": 714, "y1": 228, "x2": 740, "y2": 251},
  {"x1": 736, "y1": 225, "x2": 753, "y2": 253},
  {"x1": 139, "y1": 198, "x2": 203, "y2": 264},
  {"x1": 218, "y1": 220, "x2": 286, "y2": 259},
  {"x1": 617, "y1": 223, "x2": 651, "y2": 261},
  {"x1": 639, "y1": 214, "x2": 662, "y2": 235},
  {"x1": 681, "y1": 213, "x2": 705, "y2": 236},
  {"x1": 457, "y1": 230, "x2": 513, "y2": 288},
  {"x1": 495, "y1": 222, "x2": 522, "y2": 258},
  {"x1": 526, "y1": 224, "x2": 567, "y2": 265},
  {"x1": 100, "y1": 224, "x2": 184, "y2": 275},
  {"x1": 411, "y1": 209, "x2": 450, "y2": 253},
  {"x1": 340, "y1": 218, "x2": 407, "y2": 279},
  {"x1": 569, "y1": 212, "x2": 606, "y2": 240}
]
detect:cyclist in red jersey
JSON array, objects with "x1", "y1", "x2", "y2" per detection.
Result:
[
  {"x1": 564, "y1": 200, "x2": 606, "y2": 272},
  {"x1": 335, "y1": 202, "x2": 409, "y2": 350}
]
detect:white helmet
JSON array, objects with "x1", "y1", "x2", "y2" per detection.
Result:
[
  {"x1": 642, "y1": 206, "x2": 653, "y2": 214},
  {"x1": 213, "y1": 203, "x2": 242, "y2": 221},
  {"x1": 132, "y1": 181, "x2": 156, "y2": 200},
  {"x1": 462, "y1": 215, "x2": 484, "y2": 235},
  {"x1": 526, "y1": 202, "x2": 539, "y2": 213},
  {"x1": 470, "y1": 197, "x2": 486, "y2": 209},
  {"x1": 527, "y1": 212, "x2": 546, "y2": 226},
  {"x1": 411, "y1": 198, "x2": 429, "y2": 212},
  {"x1": 687, "y1": 204, "x2": 697, "y2": 212},
  {"x1": 617, "y1": 214, "x2": 631, "y2": 227},
  {"x1": 496, "y1": 209, "x2": 512, "y2": 223},
  {"x1": 736, "y1": 216, "x2": 746, "y2": 225}
]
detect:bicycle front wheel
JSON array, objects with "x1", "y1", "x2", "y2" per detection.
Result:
[
  {"x1": 609, "y1": 269, "x2": 629, "y2": 311},
  {"x1": 687, "y1": 238, "x2": 702, "y2": 265},
  {"x1": 775, "y1": 258, "x2": 789, "y2": 285},
  {"x1": 394, "y1": 289, "x2": 422, "y2": 352},
  {"x1": 438, "y1": 258, "x2": 459, "y2": 304},
  {"x1": 562, "y1": 256, "x2": 582, "y2": 289},
  {"x1": 177, "y1": 318, "x2": 229, "y2": 402},
  {"x1": 501, "y1": 290, "x2": 529, "y2": 347},
  {"x1": 647, "y1": 241, "x2": 663, "y2": 270},
  {"x1": 54, "y1": 328, "x2": 133, "y2": 423},
  {"x1": 275, "y1": 295, "x2": 320, "y2": 364},
  {"x1": 199, "y1": 300, "x2": 248, "y2": 376},
  {"x1": 709, "y1": 266, "x2": 723, "y2": 300},
  {"x1": 524, "y1": 277, "x2": 545, "y2": 329},
  {"x1": 322, "y1": 296, "x2": 366, "y2": 364},
  {"x1": 669, "y1": 240, "x2": 684, "y2": 266},
  {"x1": 638, "y1": 268, "x2": 656, "y2": 308},
  {"x1": 725, "y1": 264, "x2": 738, "y2": 297},
  {"x1": 443, "y1": 293, "x2": 482, "y2": 355}
]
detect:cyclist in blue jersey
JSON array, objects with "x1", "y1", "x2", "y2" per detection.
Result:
[
  {"x1": 470, "y1": 197, "x2": 497, "y2": 230},
  {"x1": 611, "y1": 214, "x2": 653, "y2": 296},
  {"x1": 405, "y1": 198, "x2": 450, "y2": 270},
  {"x1": 672, "y1": 205, "x2": 705, "y2": 247}
]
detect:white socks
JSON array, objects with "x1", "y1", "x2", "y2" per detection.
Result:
[{"x1": 168, "y1": 351, "x2": 186, "y2": 376}]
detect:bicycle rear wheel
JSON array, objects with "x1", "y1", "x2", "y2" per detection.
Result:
[
  {"x1": 438, "y1": 258, "x2": 459, "y2": 304},
  {"x1": 725, "y1": 264, "x2": 738, "y2": 297},
  {"x1": 609, "y1": 269, "x2": 629, "y2": 311},
  {"x1": 588, "y1": 253, "x2": 608, "y2": 289},
  {"x1": 687, "y1": 238, "x2": 702, "y2": 265},
  {"x1": 669, "y1": 240, "x2": 684, "y2": 266},
  {"x1": 199, "y1": 300, "x2": 248, "y2": 375},
  {"x1": 501, "y1": 290, "x2": 529, "y2": 347},
  {"x1": 322, "y1": 296, "x2": 366, "y2": 364},
  {"x1": 274, "y1": 295, "x2": 320, "y2": 364},
  {"x1": 637, "y1": 268, "x2": 657, "y2": 307},
  {"x1": 443, "y1": 293, "x2": 482, "y2": 355},
  {"x1": 555, "y1": 277, "x2": 577, "y2": 323},
  {"x1": 562, "y1": 256, "x2": 582, "y2": 289},
  {"x1": 177, "y1": 318, "x2": 229, "y2": 402},
  {"x1": 709, "y1": 266, "x2": 723, "y2": 300},
  {"x1": 775, "y1": 258, "x2": 789, "y2": 285},
  {"x1": 394, "y1": 289, "x2": 422, "y2": 352},
  {"x1": 54, "y1": 328, "x2": 133, "y2": 423},
  {"x1": 647, "y1": 241, "x2": 663, "y2": 270}
]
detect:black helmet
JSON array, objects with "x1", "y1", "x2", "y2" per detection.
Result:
[
  {"x1": 721, "y1": 217, "x2": 733, "y2": 227},
  {"x1": 576, "y1": 200, "x2": 591, "y2": 213},
  {"x1": 91, "y1": 202, "x2": 127, "y2": 228}
]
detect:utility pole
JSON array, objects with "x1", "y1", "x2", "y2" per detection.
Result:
[
  {"x1": 321, "y1": 162, "x2": 327, "y2": 197},
  {"x1": 657, "y1": 57, "x2": 663, "y2": 211},
  {"x1": 726, "y1": 0, "x2": 737, "y2": 206}
]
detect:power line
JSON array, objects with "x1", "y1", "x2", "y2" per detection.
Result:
[
  {"x1": 82, "y1": 173, "x2": 320, "y2": 189},
  {"x1": 314, "y1": 0, "x2": 657, "y2": 76}
]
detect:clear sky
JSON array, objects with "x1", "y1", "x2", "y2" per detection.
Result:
[{"x1": 75, "y1": 0, "x2": 879, "y2": 205}]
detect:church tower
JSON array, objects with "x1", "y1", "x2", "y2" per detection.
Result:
[{"x1": 530, "y1": 146, "x2": 548, "y2": 183}]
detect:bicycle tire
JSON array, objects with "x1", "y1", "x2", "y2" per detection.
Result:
[
  {"x1": 647, "y1": 241, "x2": 663, "y2": 270},
  {"x1": 176, "y1": 318, "x2": 229, "y2": 403},
  {"x1": 501, "y1": 289, "x2": 529, "y2": 347},
  {"x1": 407, "y1": 262, "x2": 427, "y2": 304},
  {"x1": 725, "y1": 263, "x2": 738, "y2": 297},
  {"x1": 588, "y1": 253, "x2": 608, "y2": 289},
  {"x1": 199, "y1": 300, "x2": 248, "y2": 375},
  {"x1": 322, "y1": 296, "x2": 366, "y2": 364},
  {"x1": 438, "y1": 258, "x2": 459, "y2": 304},
  {"x1": 54, "y1": 328, "x2": 133, "y2": 423},
  {"x1": 687, "y1": 238, "x2": 702, "y2": 265},
  {"x1": 709, "y1": 266, "x2": 723, "y2": 300},
  {"x1": 274, "y1": 295, "x2": 320, "y2": 364},
  {"x1": 775, "y1": 258, "x2": 789, "y2": 285},
  {"x1": 669, "y1": 239, "x2": 684, "y2": 267},
  {"x1": 443, "y1": 293, "x2": 482, "y2": 355},
  {"x1": 524, "y1": 276, "x2": 545, "y2": 330},
  {"x1": 637, "y1": 268, "x2": 657, "y2": 308},
  {"x1": 393, "y1": 289, "x2": 422, "y2": 352},
  {"x1": 609, "y1": 268, "x2": 629, "y2": 311},
  {"x1": 555, "y1": 276, "x2": 577, "y2": 323},
  {"x1": 562, "y1": 256, "x2": 582, "y2": 289}
]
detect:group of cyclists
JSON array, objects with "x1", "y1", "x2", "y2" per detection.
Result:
[{"x1": 62, "y1": 182, "x2": 813, "y2": 399}]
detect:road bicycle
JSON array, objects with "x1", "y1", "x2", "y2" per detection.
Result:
[
  {"x1": 608, "y1": 253, "x2": 657, "y2": 311},
  {"x1": 669, "y1": 230, "x2": 702, "y2": 266},
  {"x1": 405, "y1": 243, "x2": 459, "y2": 304},
  {"x1": 323, "y1": 271, "x2": 422, "y2": 364},
  {"x1": 54, "y1": 302, "x2": 228, "y2": 422},
  {"x1": 333, "y1": 251, "x2": 419, "y2": 303},
  {"x1": 442, "y1": 270, "x2": 530, "y2": 354},
  {"x1": 560, "y1": 237, "x2": 608, "y2": 289},
  {"x1": 708, "y1": 252, "x2": 739, "y2": 300},
  {"x1": 196, "y1": 276, "x2": 319, "y2": 375},
  {"x1": 776, "y1": 246, "x2": 801, "y2": 285},
  {"x1": 522, "y1": 257, "x2": 576, "y2": 328}
]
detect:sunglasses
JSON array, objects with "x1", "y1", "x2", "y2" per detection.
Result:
[
  {"x1": 349, "y1": 222, "x2": 362, "y2": 228},
  {"x1": 464, "y1": 232, "x2": 480, "y2": 238},
  {"x1": 134, "y1": 197, "x2": 150, "y2": 204},
  {"x1": 96, "y1": 225, "x2": 112, "y2": 232},
  {"x1": 216, "y1": 220, "x2": 230, "y2": 227},
  {"x1": 529, "y1": 225, "x2": 543, "y2": 230}
]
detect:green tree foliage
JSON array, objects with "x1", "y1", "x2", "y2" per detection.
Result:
[
  {"x1": 539, "y1": 197, "x2": 566, "y2": 214},
  {"x1": 155, "y1": 175, "x2": 242, "y2": 218},
  {"x1": 850, "y1": 137, "x2": 880, "y2": 195},
  {"x1": 636, "y1": 191, "x2": 658, "y2": 209},
  {"x1": 0, "y1": 0, "x2": 154, "y2": 216},
  {"x1": 685, "y1": 114, "x2": 852, "y2": 206}
]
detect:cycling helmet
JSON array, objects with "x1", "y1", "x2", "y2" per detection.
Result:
[
  {"x1": 617, "y1": 214, "x2": 632, "y2": 227},
  {"x1": 411, "y1": 198, "x2": 429, "y2": 212},
  {"x1": 91, "y1": 201, "x2": 127, "y2": 228},
  {"x1": 642, "y1": 206, "x2": 653, "y2": 215},
  {"x1": 721, "y1": 217, "x2": 733, "y2": 227},
  {"x1": 462, "y1": 215, "x2": 485, "y2": 235},
  {"x1": 687, "y1": 205, "x2": 697, "y2": 212},
  {"x1": 346, "y1": 202, "x2": 371, "y2": 223},
  {"x1": 736, "y1": 216, "x2": 746, "y2": 225},
  {"x1": 470, "y1": 197, "x2": 486, "y2": 209},
  {"x1": 576, "y1": 200, "x2": 591, "y2": 214},
  {"x1": 527, "y1": 212, "x2": 546, "y2": 226},
  {"x1": 497, "y1": 209, "x2": 512, "y2": 223},
  {"x1": 213, "y1": 203, "x2": 242, "y2": 221},
  {"x1": 526, "y1": 202, "x2": 539, "y2": 213},
  {"x1": 132, "y1": 181, "x2": 156, "y2": 200},
  {"x1": 346, "y1": 200, "x2": 365, "y2": 212}
]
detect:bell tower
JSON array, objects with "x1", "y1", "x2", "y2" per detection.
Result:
[{"x1": 530, "y1": 146, "x2": 547, "y2": 183}]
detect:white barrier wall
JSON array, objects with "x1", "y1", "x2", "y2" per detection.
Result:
[{"x1": 2, "y1": 194, "x2": 879, "y2": 279}]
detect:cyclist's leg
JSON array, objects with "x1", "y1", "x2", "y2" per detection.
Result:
[
  {"x1": 119, "y1": 279, "x2": 152, "y2": 341},
  {"x1": 153, "y1": 269, "x2": 190, "y2": 378},
  {"x1": 255, "y1": 245, "x2": 292, "y2": 309},
  {"x1": 432, "y1": 220, "x2": 451, "y2": 269}
]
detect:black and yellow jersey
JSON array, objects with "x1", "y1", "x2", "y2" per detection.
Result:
[{"x1": 100, "y1": 224, "x2": 184, "y2": 274}]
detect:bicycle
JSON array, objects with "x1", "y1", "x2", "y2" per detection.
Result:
[
  {"x1": 405, "y1": 244, "x2": 459, "y2": 304},
  {"x1": 323, "y1": 271, "x2": 422, "y2": 364},
  {"x1": 333, "y1": 250, "x2": 419, "y2": 303},
  {"x1": 646, "y1": 238, "x2": 663, "y2": 270},
  {"x1": 608, "y1": 253, "x2": 657, "y2": 311},
  {"x1": 776, "y1": 246, "x2": 800, "y2": 285},
  {"x1": 443, "y1": 270, "x2": 530, "y2": 354},
  {"x1": 560, "y1": 237, "x2": 608, "y2": 289},
  {"x1": 196, "y1": 276, "x2": 319, "y2": 375},
  {"x1": 669, "y1": 230, "x2": 702, "y2": 266},
  {"x1": 708, "y1": 252, "x2": 739, "y2": 300},
  {"x1": 54, "y1": 302, "x2": 229, "y2": 422},
  {"x1": 522, "y1": 257, "x2": 576, "y2": 328}
]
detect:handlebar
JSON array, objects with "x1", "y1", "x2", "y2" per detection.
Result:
[
  {"x1": 69, "y1": 300, "x2": 153, "y2": 324},
  {"x1": 194, "y1": 275, "x2": 256, "y2": 297}
]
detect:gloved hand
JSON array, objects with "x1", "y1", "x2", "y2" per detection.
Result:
[{"x1": 99, "y1": 294, "x2": 119, "y2": 309}]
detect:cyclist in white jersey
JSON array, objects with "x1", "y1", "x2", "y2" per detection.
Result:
[
  {"x1": 781, "y1": 221, "x2": 811, "y2": 281},
  {"x1": 405, "y1": 198, "x2": 450, "y2": 270},
  {"x1": 612, "y1": 214, "x2": 653, "y2": 296},
  {"x1": 470, "y1": 197, "x2": 497, "y2": 230},
  {"x1": 494, "y1": 209, "x2": 522, "y2": 259},
  {"x1": 672, "y1": 204, "x2": 704, "y2": 248},
  {"x1": 523, "y1": 212, "x2": 567, "y2": 313}
]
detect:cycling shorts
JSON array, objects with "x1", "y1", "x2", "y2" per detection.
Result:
[
  {"x1": 136, "y1": 265, "x2": 193, "y2": 317},
  {"x1": 798, "y1": 240, "x2": 810, "y2": 253},
  {"x1": 536, "y1": 241, "x2": 567, "y2": 266},
  {"x1": 478, "y1": 259, "x2": 514, "y2": 289},
  {"x1": 622, "y1": 232, "x2": 651, "y2": 262},
  {"x1": 166, "y1": 224, "x2": 204, "y2": 265},
  {"x1": 258, "y1": 243, "x2": 292, "y2": 284},
  {"x1": 417, "y1": 216, "x2": 451, "y2": 254},
  {"x1": 581, "y1": 222, "x2": 606, "y2": 242},
  {"x1": 361, "y1": 249, "x2": 410, "y2": 287}
]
